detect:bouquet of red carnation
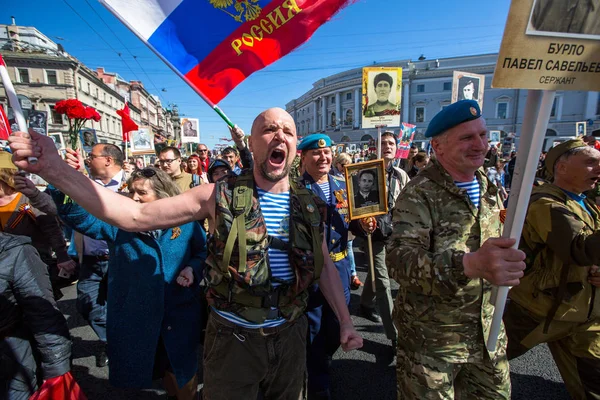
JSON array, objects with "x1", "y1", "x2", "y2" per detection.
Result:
[{"x1": 55, "y1": 99, "x2": 101, "y2": 149}]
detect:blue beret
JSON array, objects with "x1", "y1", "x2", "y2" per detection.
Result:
[
  {"x1": 298, "y1": 133, "x2": 332, "y2": 151},
  {"x1": 424, "y1": 100, "x2": 481, "y2": 138}
]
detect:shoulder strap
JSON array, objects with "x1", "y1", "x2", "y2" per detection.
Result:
[
  {"x1": 291, "y1": 179, "x2": 324, "y2": 280},
  {"x1": 221, "y1": 174, "x2": 254, "y2": 274}
]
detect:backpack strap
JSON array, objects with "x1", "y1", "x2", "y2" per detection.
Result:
[
  {"x1": 291, "y1": 179, "x2": 324, "y2": 280},
  {"x1": 221, "y1": 174, "x2": 254, "y2": 274}
]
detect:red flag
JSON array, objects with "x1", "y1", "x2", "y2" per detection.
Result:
[
  {"x1": 0, "y1": 105, "x2": 10, "y2": 140},
  {"x1": 116, "y1": 104, "x2": 138, "y2": 142}
]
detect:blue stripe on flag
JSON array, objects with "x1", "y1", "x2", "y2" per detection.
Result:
[{"x1": 148, "y1": 0, "x2": 273, "y2": 74}]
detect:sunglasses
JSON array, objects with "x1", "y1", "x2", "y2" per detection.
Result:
[{"x1": 134, "y1": 168, "x2": 157, "y2": 178}]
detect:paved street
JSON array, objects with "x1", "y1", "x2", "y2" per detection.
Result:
[{"x1": 57, "y1": 242, "x2": 570, "y2": 399}]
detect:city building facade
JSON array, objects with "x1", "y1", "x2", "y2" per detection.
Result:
[{"x1": 286, "y1": 53, "x2": 600, "y2": 152}]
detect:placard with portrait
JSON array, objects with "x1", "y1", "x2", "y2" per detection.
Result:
[
  {"x1": 130, "y1": 126, "x2": 155, "y2": 154},
  {"x1": 181, "y1": 118, "x2": 200, "y2": 144},
  {"x1": 344, "y1": 159, "x2": 388, "y2": 220},
  {"x1": 452, "y1": 71, "x2": 485, "y2": 110},
  {"x1": 361, "y1": 67, "x2": 402, "y2": 129}
]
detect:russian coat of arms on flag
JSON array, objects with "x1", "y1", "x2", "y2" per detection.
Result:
[{"x1": 101, "y1": 0, "x2": 351, "y2": 105}]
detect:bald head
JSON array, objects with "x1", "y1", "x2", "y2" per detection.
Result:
[{"x1": 251, "y1": 107, "x2": 295, "y2": 137}]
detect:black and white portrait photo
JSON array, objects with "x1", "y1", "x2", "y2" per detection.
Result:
[
  {"x1": 527, "y1": 0, "x2": 600, "y2": 40},
  {"x1": 49, "y1": 133, "x2": 65, "y2": 151},
  {"x1": 79, "y1": 128, "x2": 98, "y2": 153},
  {"x1": 181, "y1": 118, "x2": 200, "y2": 144},
  {"x1": 131, "y1": 127, "x2": 154, "y2": 153},
  {"x1": 354, "y1": 169, "x2": 379, "y2": 208},
  {"x1": 452, "y1": 71, "x2": 485, "y2": 110},
  {"x1": 28, "y1": 110, "x2": 48, "y2": 136}
]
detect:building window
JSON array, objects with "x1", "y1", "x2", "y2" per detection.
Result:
[
  {"x1": 95, "y1": 88, "x2": 99, "y2": 98},
  {"x1": 87, "y1": 82, "x2": 91, "y2": 93},
  {"x1": 17, "y1": 68, "x2": 29, "y2": 83},
  {"x1": 415, "y1": 107, "x2": 425, "y2": 123},
  {"x1": 443, "y1": 82, "x2": 452, "y2": 91},
  {"x1": 50, "y1": 105, "x2": 63, "y2": 124},
  {"x1": 346, "y1": 92, "x2": 352, "y2": 101},
  {"x1": 46, "y1": 70, "x2": 58, "y2": 85},
  {"x1": 416, "y1": 84, "x2": 425, "y2": 93},
  {"x1": 345, "y1": 109, "x2": 353, "y2": 125},
  {"x1": 78, "y1": 77, "x2": 82, "y2": 90},
  {"x1": 330, "y1": 112, "x2": 336, "y2": 127},
  {"x1": 331, "y1": 96, "x2": 335, "y2": 105},
  {"x1": 551, "y1": 97, "x2": 558, "y2": 117},
  {"x1": 103, "y1": 93, "x2": 106, "y2": 102},
  {"x1": 496, "y1": 102, "x2": 508, "y2": 119}
]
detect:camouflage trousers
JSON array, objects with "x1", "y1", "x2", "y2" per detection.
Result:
[
  {"x1": 504, "y1": 300, "x2": 600, "y2": 400},
  {"x1": 396, "y1": 346, "x2": 510, "y2": 400}
]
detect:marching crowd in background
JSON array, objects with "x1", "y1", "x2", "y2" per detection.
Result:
[{"x1": 1, "y1": 100, "x2": 600, "y2": 400}]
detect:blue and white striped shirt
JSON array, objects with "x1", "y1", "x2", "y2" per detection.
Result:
[
  {"x1": 318, "y1": 181, "x2": 331, "y2": 203},
  {"x1": 213, "y1": 187, "x2": 292, "y2": 328},
  {"x1": 455, "y1": 178, "x2": 480, "y2": 208}
]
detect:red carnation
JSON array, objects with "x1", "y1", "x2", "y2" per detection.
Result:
[
  {"x1": 85, "y1": 107, "x2": 101, "y2": 122},
  {"x1": 67, "y1": 104, "x2": 87, "y2": 120}
]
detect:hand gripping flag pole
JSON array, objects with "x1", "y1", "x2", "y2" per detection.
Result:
[{"x1": 0, "y1": 54, "x2": 38, "y2": 164}]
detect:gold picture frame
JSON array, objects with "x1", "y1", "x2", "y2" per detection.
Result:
[{"x1": 344, "y1": 159, "x2": 388, "y2": 220}]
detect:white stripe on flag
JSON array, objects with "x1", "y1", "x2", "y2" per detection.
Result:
[{"x1": 100, "y1": 0, "x2": 182, "y2": 40}]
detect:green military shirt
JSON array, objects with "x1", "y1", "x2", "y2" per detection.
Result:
[
  {"x1": 509, "y1": 183, "x2": 600, "y2": 325},
  {"x1": 386, "y1": 159, "x2": 505, "y2": 363}
]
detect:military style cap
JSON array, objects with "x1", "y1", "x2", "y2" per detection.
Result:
[
  {"x1": 297, "y1": 133, "x2": 331, "y2": 151},
  {"x1": 545, "y1": 138, "x2": 588, "y2": 175},
  {"x1": 425, "y1": 100, "x2": 481, "y2": 138},
  {"x1": 0, "y1": 151, "x2": 17, "y2": 170}
]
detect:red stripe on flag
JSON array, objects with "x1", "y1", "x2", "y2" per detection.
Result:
[
  {"x1": 184, "y1": 0, "x2": 351, "y2": 104},
  {"x1": 117, "y1": 104, "x2": 138, "y2": 142},
  {"x1": 0, "y1": 105, "x2": 10, "y2": 140}
]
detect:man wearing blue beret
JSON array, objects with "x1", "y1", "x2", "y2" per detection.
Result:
[
  {"x1": 298, "y1": 133, "x2": 352, "y2": 400},
  {"x1": 385, "y1": 100, "x2": 526, "y2": 398}
]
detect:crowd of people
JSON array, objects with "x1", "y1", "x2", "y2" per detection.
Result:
[{"x1": 1, "y1": 100, "x2": 599, "y2": 400}]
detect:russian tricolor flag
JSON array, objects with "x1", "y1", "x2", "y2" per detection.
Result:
[{"x1": 101, "y1": 0, "x2": 352, "y2": 105}]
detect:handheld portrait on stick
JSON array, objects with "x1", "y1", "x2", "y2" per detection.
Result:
[
  {"x1": 28, "y1": 110, "x2": 49, "y2": 136},
  {"x1": 49, "y1": 133, "x2": 65, "y2": 151},
  {"x1": 576, "y1": 121, "x2": 586, "y2": 136},
  {"x1": 493, "y1": 0, "x2": 600, "y2": 91},
  {"x1": 452, "y1": 71, "x2": 485, "y2": 111},
  {"x1": 361, "y1": 67, "x2": 402, "y2": 129},
  {"x1": 181, "y1": 118, "x2": 200, "y2": 144},
  {"x1": 79, "y1": 128, "x2": 98, "y2": 154},
  {"x1": 396, "y1": 123, "x2": 416, "y2": 159},
  {"x1": 130, "y1": 126, "x2": 154, "y2": 154},
  {"x1": 344, "y1": 159, "x2": 388, "y2": 220}
]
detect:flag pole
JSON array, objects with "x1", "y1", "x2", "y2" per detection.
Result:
[
  {"x1": 125, "y1": 138, "x2": 129, "y2": 162},
  {"x1": 0, "y1": 54, "x2": 38, "y2": 164},
  {"x1": 486, "y1": 89, "x2": 556, "y2": 352}
]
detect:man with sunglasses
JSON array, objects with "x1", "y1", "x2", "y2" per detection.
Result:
[
  {"x1": 158, "y1": 146, "x2": 193, "y2": 193},
  {"x1": 195, "y1": 144, "x2": 211, "y2": 172},
  {"x1": 9, "y1": 107, "x2": 362, "y2": 399}
]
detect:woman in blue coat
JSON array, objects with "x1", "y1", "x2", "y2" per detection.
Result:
[{"x1": 49, "y1": 167, "x2": 206, "y2": 400}]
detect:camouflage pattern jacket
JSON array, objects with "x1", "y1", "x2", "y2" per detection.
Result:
[
  {"x1": 509, "y1": 183, "x2": 600, "y2": 326},
  {"x1": 386, "y1": 159, "x2": 505, "y2": 363}
]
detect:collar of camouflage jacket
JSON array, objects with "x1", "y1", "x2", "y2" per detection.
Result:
[{"x1": 422, "y1": 158, "x2": 496, "y2": 197}]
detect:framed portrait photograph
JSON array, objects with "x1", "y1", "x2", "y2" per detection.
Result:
[
  {"x1": 361, "y1": 67, "x2": 402, "y2": 129},
  {"x1": 79, "y1": 128, "x2": 98, "y2": 153},
  {"x1": 576, "y1": 121, "x2": 586, "y2": 137},
  {"x1": 130, "y1": 126, "x2": 155, "y2": 154},
  {"x1": 28, "y1": 110, "x2": 48, "y2": 136},
  {"x1": 48, "y1": 132, "x2": 65, "y2": 151},
  {"x1": 344, "y1": 159, "x2": 388, "y2": 220},
  {"x1": 452, "y1": 71, "x2": 485, "y2": 110},
  {"x1": 181, "y1": 118, "x2": 200, "y2": 144},
  {"x1": 489, "y1": 130, "x2": 501, "y2": 143}
]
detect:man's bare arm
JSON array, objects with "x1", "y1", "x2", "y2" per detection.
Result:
[{"x1": 9, "y1": 130, "x2": 215, "y2": 231}]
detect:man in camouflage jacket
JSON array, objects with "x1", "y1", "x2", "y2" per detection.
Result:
[
  {"x1": 386, "y1": 100, "x2": 526, "y2": 399},
  {"x1": 504, "y1": 139, "x2": 600, "y2": 400}
]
